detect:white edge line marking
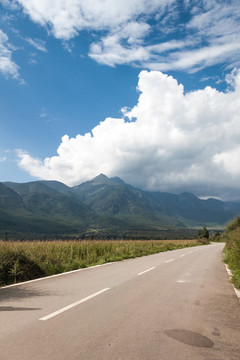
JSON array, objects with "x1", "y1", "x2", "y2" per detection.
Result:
[
  {"x1": 180, "y1": 254, "x2": 186, "y2": 257},
  {"x1": 1, "y1": 262, "x2": 113, "y2": 289},
  {"x1": 137, "y1": 267, "x2": 156, "y2": 276},
  {"x1": 39, "y1": 288, "x2": 110, "y2": 321},
  {"x1": 165, "y1": 259, "x2": 175, "y2": 263}
]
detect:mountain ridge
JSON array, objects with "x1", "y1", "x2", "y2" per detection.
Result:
[{"x1": 1, "y1": 174, "x2": 240, "y2": 239}]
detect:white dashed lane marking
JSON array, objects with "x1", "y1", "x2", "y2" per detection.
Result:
[
  {"x1": 39, "y1": 288, "x2": 110, "y2": 321},
  {"x1": 165, "y1": 259, "x2": 175, "y2": 263},
  {"x1": 137, "y1": 267, "x2": 156, "y2": 276}
]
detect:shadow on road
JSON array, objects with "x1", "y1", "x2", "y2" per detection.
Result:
[
  {"x1": 164, "y1": 329, "x2": 214, "y2": 348},
  {"x1": 0, "y1": 285, "x2": 51, "y2": 302},
  {"x1": 0, "y1": 306, "x2": 41, "y2": 311}
]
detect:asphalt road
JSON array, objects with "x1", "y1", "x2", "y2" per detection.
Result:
[{"x1": 0, "y1": 243, "x2": 239, "y2": 360}]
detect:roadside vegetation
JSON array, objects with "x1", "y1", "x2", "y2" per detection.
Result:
[
  {"x1": 0, "y1": 239, "x2": 201, "y2": 287},
  {"x1": 223, "y1": 216, "x2": 240, "y2": 289},
  {"x1": 197, "y1": 226, "x2": 210, "y2": 244}
]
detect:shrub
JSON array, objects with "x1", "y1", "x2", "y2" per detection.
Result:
[
  {"x1": 0, "y1": 250, "x2": 45, "y2": 286},
  {"x1": 223, "y1": 217, "x2": 240, "y2": 289},
  {"x1": 197, "y1": 237, "x2": 210, "y2": 245}
]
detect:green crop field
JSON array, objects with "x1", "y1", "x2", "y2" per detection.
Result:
[{"x1": 0, "y1": 239, "x2": 201, "y2": 287}]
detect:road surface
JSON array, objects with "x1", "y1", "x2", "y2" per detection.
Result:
[{"x1": 0, "y1": 243, "x2": 239, "y2": 359}]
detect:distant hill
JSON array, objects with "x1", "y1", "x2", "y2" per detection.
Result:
[
  {"x1": 0, "y1": 182, "x2": 27, "y2": 212},
  {"x1": 74, "y1": 175, "x2": 183, "y2": 229},
  {"x1": 74, "y1": 175, "x2": 240, "y2": 228},
  {"x1": 1, "y1": 174, "x2": 240, "y2": 239},
  {"x1": 0, "y1": 182, "x2": 81, "y2": 237},
  {"x1": 143, "y1": 191, "x2": 238, "y2": 227},
  {"x1": 4, "y1": 181, "x2": 94, "y2": 220},
  {"x1": 1, "y1": 180, "x2": 126, "y2": 238}
]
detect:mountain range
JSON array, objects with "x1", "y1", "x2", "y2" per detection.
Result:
[{"x1": 1, "y1": 174, "x2": 240, "y2": 239}]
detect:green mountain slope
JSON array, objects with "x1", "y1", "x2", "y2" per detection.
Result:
[
  {"x1": 0, "y1": 183, "x2": 27, "y2": 212},
  {"x1": 0, "y1": 182, "x2": 81, "y2": 236},
  {"x1": 2, "y1": 174, "x2": 240, "y2": 238},
  {"x1": 73, "y1": 174, "x2": 120, "y2": 201},
  {"x1": 143, "y1": 191, "x2": 239, "y2": 227},
  {"x1": 5, "y1": 181, "x2": 94, "y2": 220},
  {"x1": 74, "y1": 176, "x2": 184, "y2": 229},
  {"x1": 1, "y1": 181, "x2": 125, "y2": 237},
  {"x1": 74, "y1": 175, "x2": 240, "y2": 228}
]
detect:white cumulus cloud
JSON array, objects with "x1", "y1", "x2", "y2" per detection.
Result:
[
  {"x1": 0, "y1": 29, "x2": 20, "y2": 79},
  {"x1": 17, "y1": 69, "x2": 240, "y2": 200}
]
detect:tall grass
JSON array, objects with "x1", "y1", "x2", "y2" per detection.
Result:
[
  {"x1": 0, "y1": 239, "x2": 199, "y2": 286},
  {"x1": 223, "y1": 216, "x2": 240, "y2": 289}
]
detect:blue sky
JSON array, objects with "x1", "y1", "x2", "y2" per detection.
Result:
[{"x1": 1, "y1": 0, "x2": 240, "y2": 200}]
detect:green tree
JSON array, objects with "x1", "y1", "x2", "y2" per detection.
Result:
[
  {"x1": 198, "y1": 226, "x2": 209, "y2": 239},
  {"x1": 211, "y1": 231, "x2": 221, "y2": 242}
]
